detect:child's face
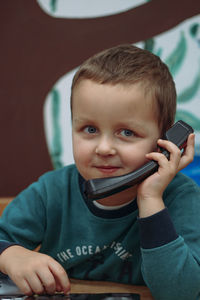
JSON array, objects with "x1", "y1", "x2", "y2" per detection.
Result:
[{"x1": 72, "y1": 79, "x2": 160, "y2": 195}]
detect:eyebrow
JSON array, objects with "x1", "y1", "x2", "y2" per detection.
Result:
[
  {"x1": 72, "y1": 117, "x2": 97, "y2": 127},
  {"x1": 74, "y1": 118, "x2": 146, "y2": 127},
  {"x1": 118, "y1": 120, "x2": 147, "y2": 131},
  {"x1": 73, "y1": 117, "x2": 91, "y2": 123}
]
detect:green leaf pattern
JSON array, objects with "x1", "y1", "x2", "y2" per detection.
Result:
[
  {"x1": 165, "y1": 32, "x2": 187, "y2": 77},
  {"x1": 50, "y1": 0, "x2": 57, "y2": 12},
  {"x1": 50, "y1": 88, "x2": 63, "y2": 169},
  {"x1": 147, "y1": 27, "x2": 200, "y2": 134},
  {"x1": 177, "y1": 64, "x2": 200, "y2": 104}
]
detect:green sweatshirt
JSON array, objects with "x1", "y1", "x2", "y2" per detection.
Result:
[{"x1": 0, "y1": 164, "x2": 200, "y2": 299}]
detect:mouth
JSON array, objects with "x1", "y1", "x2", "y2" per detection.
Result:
[{"x1": 95, "y1": 165, "x2": 121, "y2": 175}]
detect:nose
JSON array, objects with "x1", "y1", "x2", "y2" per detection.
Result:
[{"x1": 95, "y1": 136, "x2": 117, "y2": 156}]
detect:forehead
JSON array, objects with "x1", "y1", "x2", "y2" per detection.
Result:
[
  {"x1": 72, "y1": 80, "x2": 160, "y2": 132},
  {"x1": 72, "y1": 79, "x2": 158, "y2": 114}
]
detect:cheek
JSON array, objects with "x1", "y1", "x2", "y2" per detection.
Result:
[
  {"x1": 72, "y1": 136, "x2": 92, "y2": 165},
  {"x1": 122, "y1": 141, "x2": 157, "y2": 169},
  {"x1": 123, "y1": 150, "x2": 147, "y2": 169}
]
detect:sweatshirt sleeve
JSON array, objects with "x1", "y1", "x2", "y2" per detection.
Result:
[
  {"x1": 0, "y1": 180, "x2": 46, "y2": 250},
  {"x1": 138, "y1": 208, "x2": 178, "y2": 249},
  {"x1": 0, "y1": 241, "x2": 19, "y2": 254},
  {"x1": 139, "y1": 174, "x2": 200, "y2": 300}
]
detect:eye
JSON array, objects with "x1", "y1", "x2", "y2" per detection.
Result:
[
  {"x1": 120, "y1": 129, "x2": 134, "y2": 137},
  {"x1": 84, "y1": 125, "x2": 97, "y2": 134}
]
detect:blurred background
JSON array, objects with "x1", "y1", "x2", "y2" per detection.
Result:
[{"x1": 0, "y1": 0, "x2": 199, "y2": 197}]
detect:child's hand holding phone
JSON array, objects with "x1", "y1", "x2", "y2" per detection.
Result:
[{"x1": 137, "y1": 132, "x2": 195, "y2": 218}]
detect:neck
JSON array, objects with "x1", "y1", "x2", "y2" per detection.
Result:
[{"x1": 96, "y1": 185, "x2": 137, "y2": 206}]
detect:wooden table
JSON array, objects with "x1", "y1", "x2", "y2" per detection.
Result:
[
  {"x1": 0, "y1": 197, "x2": 13, "y2": 215},
  {"x1": 70, "y1": 279, "x2": 154, "y2": 300}
]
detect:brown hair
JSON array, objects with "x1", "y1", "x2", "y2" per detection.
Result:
[{"x1": 71, "y1": 44, "x2": 177, "y2": 135}]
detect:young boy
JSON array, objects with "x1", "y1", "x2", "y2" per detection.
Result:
[{"x1": 0, "y1": 44, "x2": 200, "y2": 299}]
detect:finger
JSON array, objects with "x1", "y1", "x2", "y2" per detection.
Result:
[
  {"x1": 177, "y1": 133, "x2": 195, "y2": 171},
  {"x1": 14, "y1": 277, "x2": 34, "y2": 296},
  {"x1": 145, "y1": 152, "x2": 171, "y2": 175},
  {"x1": 25, "y1": 272, "x2": 45, "y2": 295},
  {"x1": 147, "y1": 142, "x2": 179, "y2": 165},
  {"x1": 145, "y1": 143, "x2": 181, "y2": 180},
  {"x1": 49, "y1": 261, "x2": 70, "y2": 294},
  {"x1": 36, "y1": 269, "x2": 56, "y2": 295},
  {"x1": 56, "y1": 283, "x2": 62, "y2": 293},
  {"x1": 181, "y1": 133, "x2": 195, "y2": 156},
  {"x1": 157, "y1": 139, "x2": 181, "y2": 165}
]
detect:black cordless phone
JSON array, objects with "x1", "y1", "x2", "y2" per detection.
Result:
[{"x1": 84, "y1": 120, "x2": 194, "y2": 200}]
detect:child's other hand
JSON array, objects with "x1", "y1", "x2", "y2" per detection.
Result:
[
  {"x1": 0, "y1": 245, "x2": 70, "y2": 296},
  {"x1": 137, "y1": 133, "x2": 195, "y2": 217}
]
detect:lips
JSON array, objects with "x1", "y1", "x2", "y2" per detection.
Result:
[{"x1": 95, "y1": 165, "x2": 120, "y2": 175}]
